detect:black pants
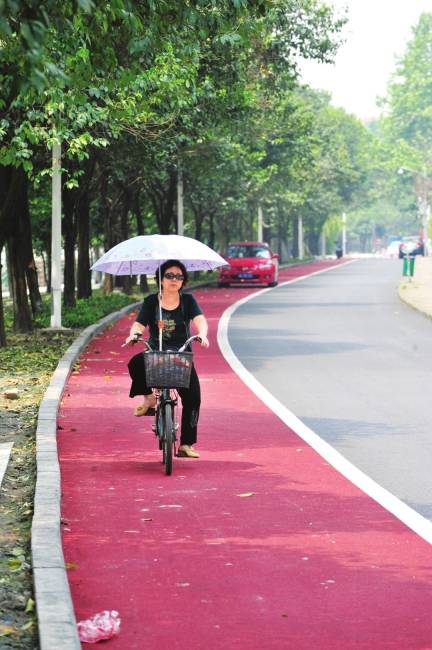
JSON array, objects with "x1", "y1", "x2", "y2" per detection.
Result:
[{"x1": 128, "y1": 352, "x2": 201, "y2": 446}]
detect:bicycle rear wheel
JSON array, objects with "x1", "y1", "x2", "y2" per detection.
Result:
[{"x1": 161, "y1": 404, "x2": 174, "y2": 475}]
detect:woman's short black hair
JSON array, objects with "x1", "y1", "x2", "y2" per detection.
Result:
[{"x1": 155, "y1": 259, "x2": 188, "y2": 289}]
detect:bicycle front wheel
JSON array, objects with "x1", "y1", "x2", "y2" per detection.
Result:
[{"x1": 162, "y1": 404, "x2": 174, "y2": 476}]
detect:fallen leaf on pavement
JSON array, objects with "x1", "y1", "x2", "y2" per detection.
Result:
[
  {"x1": 25, "y1": 598, "x2": 35, "y2": 612},
  {"x1": 66, "y1": 562, "x2": 78, "y2": 570}
]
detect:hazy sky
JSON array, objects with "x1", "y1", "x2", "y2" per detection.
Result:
[{"x1": 299, "y1": 0, "x2": 431, "y2": 120}]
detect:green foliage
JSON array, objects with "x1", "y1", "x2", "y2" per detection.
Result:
[
  {"x1": 2, "y1": 0, "x2": 362, "y2": 341},
  {"x1": 36, "y1": 291, "x2": 139, "y2": 328},
  {"x1": 357, "y1": 12, "x2": 432, "y2": 245},
  {"x1": 1, "y1": 290, "x2": 139, "y2": 338},
  {"x1": 383, "y1": 13, "x2": 432, "y2": 158}
]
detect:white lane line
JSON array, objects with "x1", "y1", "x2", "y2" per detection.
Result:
[
  {"x1": 0, "y1": 442, "x2": 13, "y2": 488},
  {"x1": 217, "y1": 262, "x2": 432, "y2": 545}
]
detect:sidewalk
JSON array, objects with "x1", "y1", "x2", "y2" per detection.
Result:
[
  {"x1": 51, "y1": 259, "x2": 432, "y2": 650},
  {"x1": 398, "y1": 255, "x2": 432, "y2": 318}
]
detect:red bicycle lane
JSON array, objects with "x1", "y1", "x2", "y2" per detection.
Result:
[{"x1": 58, "y1": 260, "x2": 432, "y2": 650}]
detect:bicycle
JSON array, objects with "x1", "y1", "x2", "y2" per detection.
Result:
[{"x1": 133, "y1": 334, "x2": 202, "y2": 475}]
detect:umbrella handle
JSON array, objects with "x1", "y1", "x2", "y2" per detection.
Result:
[{"x1": 158, "y1": 278, "x2": 163, "y2": 351}]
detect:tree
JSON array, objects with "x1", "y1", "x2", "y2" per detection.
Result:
[
  {"x1": 1, "y1": 0, "x2": 347, "y2": 343},
  {"x1": 0, "y1": 1, "x2": 276, "y2": 335},
  {"x1": 380, "y1": 12, "x2": 432, "y2": 238}
]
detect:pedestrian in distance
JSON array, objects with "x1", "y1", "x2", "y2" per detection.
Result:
[{"x1": 125, "y1": 259, "x2": 209, "y2": 458}]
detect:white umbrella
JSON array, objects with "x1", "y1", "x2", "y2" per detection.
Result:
[
  {"x1": 90, "y1": 234, "x2": 226, "y2": 275},
  {"x1": 91, "y1": 234, "x2": 227, "y2": 350}
]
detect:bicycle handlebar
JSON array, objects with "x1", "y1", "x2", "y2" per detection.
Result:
[
  {"x1": 178, "y1": 335, "x2": 202, "y2": 352},
  {"x1": 123, "y1": 333, "x2": 202, "y2": 351}
]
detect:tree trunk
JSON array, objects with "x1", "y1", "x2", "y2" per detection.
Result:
[
  {"x1": 139, "y1": 274, "x2": 149, "y2": 294},
  {"x1": 192, "y1": 206, "x2": 205, "y2": 243},
  {"x1": 133, "y1": 191, "x2": 149, "y2": 293},
  {"x1": 46, "y1": 249, "x2": 52, "y2": 293},
  {"x1": 307, "y1": 231, "x2": 320, "y2": 255},
  {"x1": 102, "y1": 273, "x2": 113, "y2": 294},
  {"x1": 2, "y1": 167, "x2": 33, "y2": 332},
  {"x1": 134, "y1": 190, "x2": 144, "y2": 236},
  {"x1": 100, "y1": 168, "x2": 113, "y2": 295},
  {"x1": 7, "y1": 234, "x2": 32, "y2": 332},
  {"x1": 76, "y1": 155, "x2": 96, "y2": 299},
  {"x1": 208, "y1": 212, "x2": 215, "y2": 251},
  {"x1": 20, "y1": 175, "x2": 43, "y2": 314},
  {"x1": 24, "y1": 252, "x2": 42, "y2": 315},
  {"x1": 41, "y1": 252, "x2": 48, "y2": 288},
  {"x1": 0, "y1": 166, "x2": 20, "y2": 252},
  {"x1": 292, "y1": 216, "x2": 299, "y2": 258},
  {"x1": 151, "y1": 168, "x2": 177, "y2": 234},
  {"x1": 0, "y1": 249, "x2": 7, "y2": 347},
  {"x1": 119, "y1": 189, "x2": 132, "y2": 294},
  {"x1": 163, "y1": 167, "x2": 177, "y2": 234},
  {"x1": 76, "y1": 187, "x2": 92, "y2": 299},
  {"x1": 63, "y1": 186, "x2": 77, "y2": 307},
  {"x1": 5, "y1": 246, "x2": 13, "y2": 297}
]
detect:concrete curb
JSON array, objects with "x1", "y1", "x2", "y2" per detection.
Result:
[
  {"x1": 398, "y1": 284, "x2": 432, "y2": 320},
  {"x1": 32, "y1": 301, "x2": 140, "y2": 650},
  {"x1": 397, "y1": 256, "x2": 432, "y2": 320}
]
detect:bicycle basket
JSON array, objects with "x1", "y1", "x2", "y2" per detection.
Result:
[{"x1": 143, "y1": 351, "x2": 193, "y2": 388}]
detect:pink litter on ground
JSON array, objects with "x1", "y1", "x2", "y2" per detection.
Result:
[{"x1": 77, "y1": 610, "x2": 121, "y2": 644}]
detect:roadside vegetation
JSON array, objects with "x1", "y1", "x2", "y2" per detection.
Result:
[{"x1": 0, "y1": 329, "x2": 74, "y2": 648}]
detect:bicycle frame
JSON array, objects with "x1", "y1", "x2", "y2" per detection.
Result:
[
  {"x1": 130, "y1": 334, "x2": 201, "y2": 475},
  {"x1": 153, "y1": 387, "x2": 180, "y2": 475}
]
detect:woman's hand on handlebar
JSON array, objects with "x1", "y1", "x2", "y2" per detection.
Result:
[
  {"x1": 178, "y1": 334, "x2": 209, "y2": 352},
  {"x1": 190, "y1": 333, "x2": 210, "y2": 349},
  {"x1": 123, "y1": 331, "x2": 143, "y2": 347}
]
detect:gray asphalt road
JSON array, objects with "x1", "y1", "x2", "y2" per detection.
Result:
[{"x1": 228, "y1": 258, "x2": 432, "y2": 520}]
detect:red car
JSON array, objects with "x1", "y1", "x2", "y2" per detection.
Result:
[{"x1": 218, "y1": 241, "x2": 279, "y2": 287}]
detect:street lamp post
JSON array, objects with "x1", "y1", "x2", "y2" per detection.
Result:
[
  {"x1": 342, "y1": 212, "x2": 347, "y2": 256},
  {"x1": 298, "y1": 215, "x2": 304, "y2": 260},
  {"x1": 257, "y1": 204, "x2": 263, "y2": 242},
  {"x1": 50, "y1": 140, "x2": 62, "y2": 328}
]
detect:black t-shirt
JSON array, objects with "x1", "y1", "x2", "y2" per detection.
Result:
[{"x1": 136, "y1": 292, "x2": 203, "y2": 350}]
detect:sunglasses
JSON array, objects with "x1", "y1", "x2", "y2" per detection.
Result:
[{"x1": 164, "y1": 272, "x2": 184, "y2": 281}]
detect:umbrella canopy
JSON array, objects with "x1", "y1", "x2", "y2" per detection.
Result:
[{"x1": 91, "y1": 234, "x2": 226, "y2": 275}]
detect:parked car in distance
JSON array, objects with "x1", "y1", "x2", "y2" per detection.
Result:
[
  {"x1": 398, "y1": 237, "x2": 424, "y2": 258},
  {"x1": 386, "y1": 240, "x2": 401, "y2": 258},
  {"x1": 218, "y1": 241, "x2": 279, "y2": 287}
]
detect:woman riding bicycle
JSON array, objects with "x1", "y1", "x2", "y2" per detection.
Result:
[{"x1": 125, "y1": 259, "x2": 209, "y2": 459}]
